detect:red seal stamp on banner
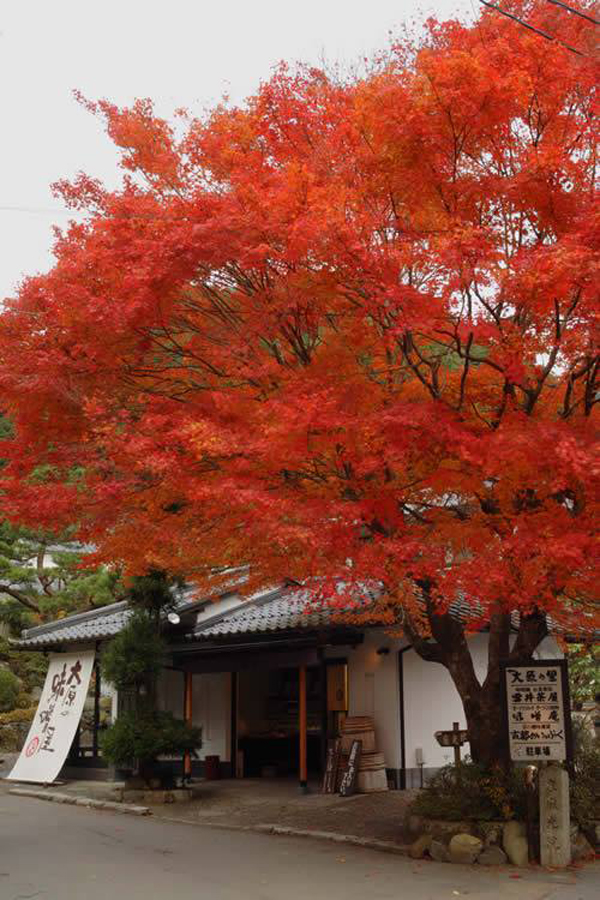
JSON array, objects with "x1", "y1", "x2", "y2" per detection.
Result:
[{"x1": 25, "y1": 736, "x2": 40, "y2": 757}]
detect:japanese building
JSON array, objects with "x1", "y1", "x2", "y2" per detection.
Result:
[{"x1": 12, "y1": 583, "x2": 564, "y2": 788}]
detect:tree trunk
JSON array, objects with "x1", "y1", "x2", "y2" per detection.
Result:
[{"x1": 404, "y1": 597, "x2": 549, "y2": 768}]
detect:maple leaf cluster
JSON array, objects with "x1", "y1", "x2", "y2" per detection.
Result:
[{"x1": 0, "y1": 1, "x2": 597, "y2": 639}]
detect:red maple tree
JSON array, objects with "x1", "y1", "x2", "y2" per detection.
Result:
[{"x1": 1, "y1": 0, "x2": 597, "y2": 763}]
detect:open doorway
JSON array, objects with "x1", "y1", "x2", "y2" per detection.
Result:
[
  {"x1": 236, "y1": 666, "x2": 323, "y2": 778},
  {"x1": 235, "y1": 660, "x2": 349, "y2": 780}
]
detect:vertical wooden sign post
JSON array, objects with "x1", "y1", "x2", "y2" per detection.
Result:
[
  {"x1": 434, "y1": 724, "x2": 469, "y2": 767},
  {"x1": 501, "y1": 659, "x2": 573, "y2": 868}
]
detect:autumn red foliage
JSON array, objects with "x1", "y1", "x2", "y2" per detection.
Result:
[{"x1": 0, "y1": 0, "x2": 597, "y2": 761}]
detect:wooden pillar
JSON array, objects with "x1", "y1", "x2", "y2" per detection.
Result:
[
  {"x1": 453, "y1": 722, "x2": 462, "y2": 767},
  {"x1": 299, "y1": 665, "x2": 308, "y2": 792},
  {"x1": 92, "y1": 660, "x2": 101, "y2": 758},
  {"x1": 183, "y1": 672, "x2": 193, "y2": 780},
  {"x1": 230, "y1": 671, "x2": 239, "y2": 778}
]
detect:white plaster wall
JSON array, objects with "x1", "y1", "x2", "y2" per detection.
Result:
[
  {"x1": 157, "y1": 668, "x2": 232, "y2": 762},
  {"x1": 326, "y1": 629, "x2": 407, "y2": 771},
  {"x1": 534, "y1": 636, "x2": 563, "y2": 660},
  {"x1": 191, "y1": 672, "x2": 232, "y2": 762},
  {"x1": 153, "y1": 632, "x2": 563, "y2": 779},
  {"x1": 402, "y1": 633, "x2": 564, "y2": 782},
  {"x1": 402, "y1": 642, "x2": 477, "y2": 776}
]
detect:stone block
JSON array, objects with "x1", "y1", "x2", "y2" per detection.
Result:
[
  {"x1": 120, "y1": 790, "x2": 145, "y2": 804},
  {"x1": 503, "y1": 821, "x2": 529, "y2": 867},
  {"x1": 449, "y1": 833, "x2": 483, "y2": 864},
  {"x1": 571, "y1": 832, "x2": 594, "y2": 862},
  {"x1": 409, "y1": 834, "x2": 432, "y2": 859},
  {"x1": 48, "y1": 792, "x2": 73, "y2": 804},
  {"x1": 477, "y1": 822, "x2": 503, "y2": 847},
  {"x1": 430, "y1": 839, "x2": 450, "y2": 863},
  {"x1": 478, "y1": 846, "x2": 508, "y2": 866},
  {"x1": 429, "y1": 820, "x2": 473, "y2": 842}
]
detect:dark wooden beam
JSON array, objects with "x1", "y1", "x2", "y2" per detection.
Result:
[
  {"x1": 173, "y1": 647, "x2": 320, "y2": 674},
  {"x1": 299, "y1": 664, "x2": 308, "y2": 792},
  {"x1": 183, "y1": 671, "x2": 193, "y2": 780}
]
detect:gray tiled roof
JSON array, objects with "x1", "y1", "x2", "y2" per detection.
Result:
[
  {"x1": 14, "y1": 580, "x2": 593, "y2": 650},
  {"x1": 194, "y1": 586, "x2": 373, "y2": 638},
  {"x1": 12, "y1": 586, "x2": 201, "y2": 649},
  {"x1": 13, "y1": 602, "x2": 133, "y2": 649}
]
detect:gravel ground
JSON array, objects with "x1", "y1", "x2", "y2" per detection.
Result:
[
  {"x1": 1, "y1": 760, "x2": 417, "y2": 845},
  {"x1": 150, "y1": 778, "x2": 418, "y2": 844}
]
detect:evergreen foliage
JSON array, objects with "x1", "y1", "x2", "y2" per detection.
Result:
[
  {"x1": 567, "y1": 644, "x2": 600, "y2": 709},
  {"x1": 101, "y1": 611, "x2": 166, "y2": 691},
  {"x1": 0, "y1": 668, "x2": 20, "y2": 712},
  {"x1": 100, "y1": 570, "x2": 198, "y2": 781},
  {"x1": 100, "y1": 710, "x2": 201, "y2": 769}
]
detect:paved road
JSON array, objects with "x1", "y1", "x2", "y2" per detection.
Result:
[{"x1": 0, "y1": 790, "x2": 598, "y2": 900}]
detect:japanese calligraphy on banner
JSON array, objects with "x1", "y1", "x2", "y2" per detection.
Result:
[
  {"x1": 7, "y1": 649, "x2": 95, "y2": 783},
  {"x1": 502, "y1": 659, "x2": 572, "y2": 763}
]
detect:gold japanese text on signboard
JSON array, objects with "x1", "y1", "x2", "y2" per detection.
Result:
[{"x1": 504, "y1": 661, "x2": 569, "y2": 762}]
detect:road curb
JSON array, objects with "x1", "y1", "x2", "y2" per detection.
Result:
[
  {"x1": 8, "y1": 786, "x2": 151, "y2": 817},
  {"x1": 254, "y1": 824, "x2": 409, "y2": 856},
  {"x1": 7, "y1": 787, "x2": 409, "y2": 856},
  {"x1": 160, "y1": 815, "x2": 409, "y2": 857}
]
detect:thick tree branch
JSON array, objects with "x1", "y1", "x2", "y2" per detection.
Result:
[
  {"x1": 0, "y1": 585, "x2": 41, "y2": 613},
  {"x1": 509, "y1": 610, "x2": 549, "y2": 663},
  {"x1": 402, "y1": 606, "x2": 446, "y2": 664}
]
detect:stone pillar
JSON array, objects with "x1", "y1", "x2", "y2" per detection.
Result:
[{"x1": 539, "y1": 764, "x2": 571, "y2": 867}]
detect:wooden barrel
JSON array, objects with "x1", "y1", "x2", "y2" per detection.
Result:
[
  {"x1": 358, "y1": 751, "x2": 385, "y2": 770},
  {"x1": 340, "y1": 717, "x2": 376, "y2": 753},
  {"x1": 341, "y1": 716, "x2": 374, "y2": 728},
  {"x1": 357, "y1": 751, "x2": 388, "y2": 793}
]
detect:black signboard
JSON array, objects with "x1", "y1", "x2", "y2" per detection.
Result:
[
  {"x1": 339, "y1": 739, "x2": 362, "y2": 796},
  {"x1": 501, "y1": 659, "x2": 573, "y2": 763}
]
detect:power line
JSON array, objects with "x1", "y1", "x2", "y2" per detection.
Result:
[
  {"x1": 0, "y1": 205, "x2": 79, "y2": 215},
  {"x1": 545, "y1": 0, "x2": 600, "y2": 26},
  {"x1": 478, "y1": 0, "x2": 586, "y2": 55},
  {"x1": 0, "y1": 205, "x2": 192, "y2": 223}
]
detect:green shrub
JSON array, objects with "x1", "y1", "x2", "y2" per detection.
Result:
[
  {"x1": 0, "y1": 706, "x2": 36, "y2": 725},
  {"x1": 100, "y1": 711, "x2": 201, "y2": 768},
  {"x1": 0, "y1": 667, "x2": 20, "y2": 712},
  {"x1": 0, "y1": 724, "x2": 21, "y2": 751},
  {"x1": 4, "y1": 648, "x2": 47, "y2": 694},
  {"x1": 101, "y1": 611, "x2": 166, "y2": 690},
  {"x1": 410, "y1": 727, "x2": 600, "y2": 828},
  {"x1": 410, "y1": 759, "x2": 528, "y2": 822}
]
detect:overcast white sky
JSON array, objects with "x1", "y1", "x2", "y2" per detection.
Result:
[{"x1": 1, "y1": 0, "x2": 474, "y2": 301}]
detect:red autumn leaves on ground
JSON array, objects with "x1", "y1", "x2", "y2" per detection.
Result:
[{"x1": 0, "y1": 1, "x2": 597, "y2": 640}]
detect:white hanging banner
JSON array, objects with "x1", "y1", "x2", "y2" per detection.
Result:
[{"x1": 7, "y1": 649, "x2": 95, "y2": 784}]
